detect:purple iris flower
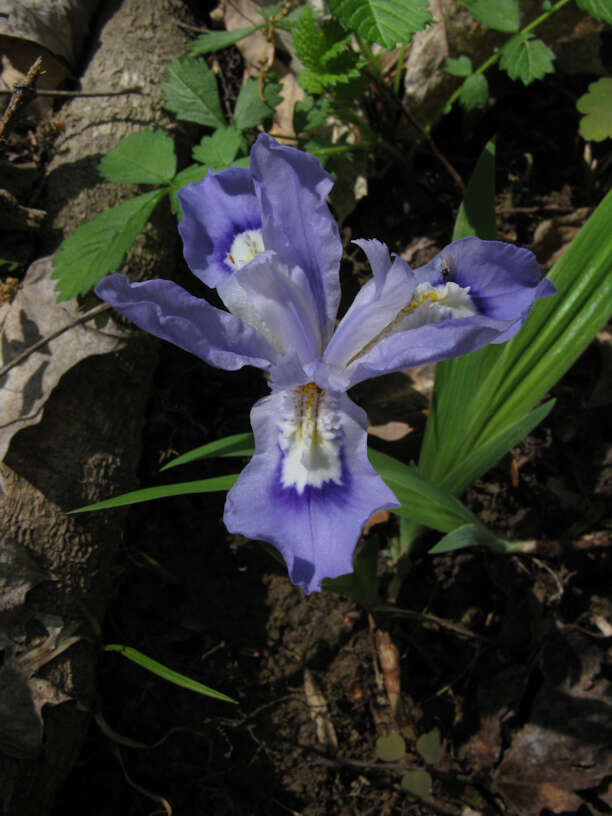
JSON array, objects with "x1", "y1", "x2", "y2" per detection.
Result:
[{"x1": 95, "y1": 134, "x2": 555, "y2": 593}]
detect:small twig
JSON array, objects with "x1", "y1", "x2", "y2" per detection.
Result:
[
  {"x1": 401, "y1": 103, "x2": 465, "y2": 191},
  {"x1": 0, "y1": 302, "x2": 111, "y2": 379},
  {"x1": 0, "y1": 85, "x2": 143, "y2": 98},
  {"x1": 0, "y1": 56, "x2": 43, "y2": 139}
]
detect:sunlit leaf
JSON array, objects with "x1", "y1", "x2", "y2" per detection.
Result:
[
  {"x1": 98, "y1": 130, "x2": 176, "y2": 185},
  {"x1": 499, "y1": 33, "x2": 555, "y2": 85},
  {"x1": 162, "y1": 56, "x2": 225, "y2": 127},
  {"x1": 327, "y1": 0, "x2": 433, "y2": 48}
]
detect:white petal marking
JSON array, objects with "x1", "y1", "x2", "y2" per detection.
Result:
[
  {"x1": 348, "y1": 280, "x2": 477, "y2": 364},
  {"x1": 225, "y1": 228, "x2": 265, "y2": 271},
  {"x1": 279, "y1": 383, "x2": 343, "y2": 493}
]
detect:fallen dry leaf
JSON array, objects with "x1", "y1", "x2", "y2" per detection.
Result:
[
  {"x1": 223, "y1": 0, "x2": 273, "y2": 76},
  {"x1": 368, "y1": 420, "x2": 413, "y2": 442}
]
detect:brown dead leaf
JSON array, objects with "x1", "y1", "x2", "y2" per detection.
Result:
[
  {"x1": 304, "y1": 668, "x2": 338, "y2": 752},
  {"x1": 271, "y1": 72, "x2": 305, "y2": 140},
  {"x1": 363, "y1": 509, "x2": 390, "y2": 535},
  {"x1": 494, "y1": 630, "x2": 612, "y2": 816},
  {"x1": 223, "y1": 0, "x2": 273, "y2": 76},
  {"x1": 368, "y1": 421, "x2": 413, "y2": 442}
]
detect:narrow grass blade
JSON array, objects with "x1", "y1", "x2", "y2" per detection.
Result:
[
  {"x1": 70, "y1": 475, "x2": 238, "y2": 513},
  {"x1": 161, "y1": 432, "x2": 255, "y2": 470},
  {"x1": 104, "y1": 644, "x2": 237, "y2": 703}
]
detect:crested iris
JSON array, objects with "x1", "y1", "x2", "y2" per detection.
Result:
[{"x1": 96, "y1": 134, "x2": 555, "y2": 593}]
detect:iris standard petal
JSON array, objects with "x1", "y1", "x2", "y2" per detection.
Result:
[
  {"x1": 95, "y1": 274, "x2": 279, "y2": 371},
  {"x1": 223, "y1": 387, "x2": 399, "y2": 593},
  {"x1": 418, "y1": 237, "x2": 551, "y2": 320},
  {"x1": 177, "y1": 167, "x2": 261, "y2": 289},
  {"x1": 323, "y1": 240, "x2": 416, "y2": 379},
  {"x1": 218, "y1": 251, "x2": 323, "y2": 365},
  {"x1": 249, "y1": 133, "x2": 342, "y2": 343}
]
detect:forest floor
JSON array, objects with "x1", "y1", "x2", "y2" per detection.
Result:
[{"x1": 2, "y1": 3, "x2": 611, "y2": 815}]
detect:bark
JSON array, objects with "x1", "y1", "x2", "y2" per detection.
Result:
[{"x1": 0, "y1": 1, "x2": 195, "y2": 813}]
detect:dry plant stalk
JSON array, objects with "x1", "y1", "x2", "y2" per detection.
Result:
[{"x1": 303, "y1": 669, "x2": 338, "y2": 752}]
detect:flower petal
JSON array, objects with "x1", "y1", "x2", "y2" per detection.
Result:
[
  {"x1": 224, "y1": 387, "x2": 399, "y2": 593},
  {"x1": 323, "y1": 240, "x2": 416, "y2": 383},
  {"x1": 95, "y1": 274, "x2": 278, "y2": 371},
  {"x1": 218, "y1": 251, "x2": 323, "y2": 366},
  {"x1": 249, "y1": 133, "x2": 342, "y2": 344},
  {"x1": 418, "y1": 237, "x2": 553, "y2": 319},
  {"x1": 177, "y1": 167, "x2": 261, "y2": 288}
]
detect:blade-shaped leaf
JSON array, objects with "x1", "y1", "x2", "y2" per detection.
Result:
[
  {"x1": 162, "y1": 56, "x2": 225, "y2": 127},
  {"x1": 428, "y1": 523, "x2": 507, "y2": 554},
  {"x1": 105, "y1": 645, "x2": 237, "y2": 703},
  {"x1": 189, "y1": 25, "x2": 263, "y2": 55},
  {"x1": 327, "y1": 0, "x2": 433, "y2": 48},
  {"x1": 161, "y1": 432, "x2": 255, "y2": 470},
  {"x1": 575, "y1": 0, "x2": 612, "y2": 23},
  {"x1": 52, "y1": 189, "x2": 166, "y2": 300},
  {"x1": 70, "y1": 474, "x2": 238, "y2": 513},
  {"x1": 98, "y1": 129, "x2": 177, "y2": 185}
]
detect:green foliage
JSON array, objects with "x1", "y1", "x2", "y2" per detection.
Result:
[
  {"x1": 575, "y1": 0, "x2": 612, "y2": 23},
  {"x1": 189, "y1": 24, "x2": 262, "y2": 56},
  {"x1": 323, "y1": 536, "x2": 380, "y2": 606},
  {"x1": 70, "y1": 473, "x2": 239, "y2": 513},
  {"x1": 327, "y1": 0, "x2": 433, "y2": 48},
  {"x1": 401, "y1": 770, "x2": 432, "y2": 798},
  {"x1": 577, "y1": 78, "x2": 612, "y2": 142},
  {"x1": 459, "y1": 72, "x2": 489, "y2": 109},
  {"x1": 162, "y1": 55, "x2": 226, "y2": 128},
  {"x1": 293, "y1": 95, "x2": 332, "y2": 133},
  {"x1": 98, "y1": 129, "x2": 177, "y2": 185},
  {"x1": 453, "y1": 138, "x2": 497, "y2": 242},
  {"x1": 376, "y1": 733, "x2": 406, "y2": 761},
  {"x1": 233, "y1": 77, "x2": 283, "y2": 129},
  {"x1": 161, "y1": 432, "x2": 255, "y2": 470},
  {"x1": 192, "y1": 125, "x2": 244, "y2": 168},
  {"x1": 168, "y1": 164, "x2": 209, "y2": 218},
  {"x1": 499, "y1": 33, "x2": 555, "y2": 85},
  {"x1": 416, "y1": 728, "x2": 444, "y2": 765},
  {"x1": 294, "y1": 7, "x2": 363, "y2": 93},
  {"x1": 104, "y1": 644, "x2": 237, "y2": 703},
  {"x1": 444, "y1": 55, "x2": 472, "y2": 77},
  {"x1": 52, "y1": 189, "x2": 166, "y2": 300},
  {"x1": 463, "y1": 0, "x2": 520, "y2": 32}
]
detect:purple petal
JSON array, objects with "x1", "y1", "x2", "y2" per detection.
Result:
[
  {"x1": 177, "y1": 167, "x2": 261, "y2": 288},
  {"x1": 218, "y1": 251, "x2": 323, "y2": 367},
  {"x1": 249, "y1": 133, "x2": 342, "y2": 344},
  {"x1": 323, "y1": 240, "x2": 416, "y2": 382},
  {"x1": 419, "y1": 237, "x2": 554, "y2": 320},
  {"x1": 95, "y1": 274, "x2": 278, "y2": 371},
  {"x1": 223, "y1": 387, "x2": 398, "y2": 593}
]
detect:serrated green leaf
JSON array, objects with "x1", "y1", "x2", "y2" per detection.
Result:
[
  {"x1": 575, "y1": 0, "x2": 612, "y2": 23},
  {"x1": 70, "y1": 474, "x2": 238, "y2": 513},
  {"x1": 293, "y1": 95, "x2": 332, "y2": 133},
  {"x1": 169, "y1": 164, "x2": 209, "y2": 218},
  {"x1": 376, "y1": 733, "x2": 406, "y2": 761},
  {"x1": 105, "y1": 645, "x2": 237, "y2": 703},
  {"x1": 233, "y1": 78, "x2": 282, "y2": 129},
  {"x1": 161, "y1": 432, "x2": 254, "y2": 470},
  {"x1": 98, "y1": 129, "x2": 176, "y2": 185},
  {"x1": 416, "y1": 728, "x2": 445, "y2": 765},
  {"x1": 463, "y1": 0, "x2": 519, "y2": 31},
  {"x1": 327, "y1": 0, "x2": 433, "y2": 48},
  {"x1": 192, "y1": 125, "x2": 244, "y2": 168},
  {"x1": 52, "y1": 189, "x2": 166, "y2": 300},
  {"x1": 294, "y1": 8, "x2": 362, "y2": 91},
  {"x1": 444, "y1": 55, "x2": 472, "y2": 77},
  {"x1": 162, "y1": 55, "x2": 225, "y2": 127},
  {"x1": 458, "y1": 72, "x2": 489, "y2": 109},
  {"x1": 188, "y1": 25, "x2": 262, "y2": 55},
  {"x1": 499, "y1": 33, "x2": 555, "y2": 85},
  {"x1": 401, "y1": 770, "x2": 432, "y2": 798},
  {"x1": 577, "y1": 78, "x2": 612, "y2": 142}
]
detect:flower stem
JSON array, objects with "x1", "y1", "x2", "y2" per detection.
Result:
[{"x1": 426, "y1": 0, "x2": 572, "y2": 131}]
